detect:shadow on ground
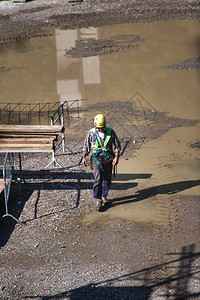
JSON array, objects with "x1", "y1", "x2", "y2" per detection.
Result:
[
  {"x1": 0, "y1": 170, "x2": 150, "y2": 247},
  {"x1": 0, "y1": 170, "x2": 199, "y2": 248},
  {"x1": 110, "y1": 179, "x2": 200, "y2": 207},
  {"x1": 24, "y1": 244, "x2": 200, "y2": 300}
]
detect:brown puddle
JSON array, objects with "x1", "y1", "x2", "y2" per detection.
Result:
[
  {"x1": 82, "y1": 124, "x2": 200, "y2": 226},
  {"x1": 0, "y1": 19, "x2": 199, "y2": 225},
  {"x1": 117, "y1": 125, "x2": 200, "y2": 195},
  {"x1": 0, "y1": 19, "x2": 199, "y2": 118}
]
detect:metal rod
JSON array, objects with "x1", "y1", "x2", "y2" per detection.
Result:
[
  {"x1": 19, "y1": 102, "x2": 21, "y2": 124},
  {"x1": 39, "y1": 103, "x2": 41, "y2": 125}
]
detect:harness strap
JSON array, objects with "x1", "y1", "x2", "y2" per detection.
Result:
[
  {"x1": 95, "y1": 127, "x2": 111, "y2": 148},
  {"x1": 93, "y1": 127, "x2": 112, "y2": 159}
]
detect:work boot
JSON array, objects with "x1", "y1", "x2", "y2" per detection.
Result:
[
  {"x1": 96, "y1": 199, "x2": 102, "y2": 211},
  {"x1": 102, "y1": 196, "x2": 110, "y2": 205}
]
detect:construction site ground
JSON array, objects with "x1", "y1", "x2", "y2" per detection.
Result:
[{"x1": 0, "y1": 1, "x2": 200, "y2": 299}]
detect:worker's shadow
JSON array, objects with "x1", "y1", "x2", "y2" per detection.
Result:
[
  {"x1": 1, "y1": 171, "x2": 199, "y2": 246},
  {"x1": 111, "y1": 173, "x2": 152, "y2": 190},
  {"x1": 101, "y1": 179, "x2": 200, "y2": 212}
]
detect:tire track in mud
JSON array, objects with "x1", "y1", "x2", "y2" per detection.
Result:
[
  {"x1": 153, "y1": 196, "x2": 183, "y2": 237},
  {"x1": 109, "y1": 188, "x2": 180, "y2": 229}
]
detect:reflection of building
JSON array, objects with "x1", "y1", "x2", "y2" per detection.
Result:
[{"x1": 55, "y1": 27, "x2": 101, "y2": 105}]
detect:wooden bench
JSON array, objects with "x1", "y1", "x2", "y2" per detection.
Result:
[
  {"x1": 0, "y1": 125, "x2": 63, "y2": 134},
  {"x1": 0, "y1": 125, "x2": 65, "y2": 224},
  {"x1": 0, "y1": 125, "x2": 63, "y2": 152}
]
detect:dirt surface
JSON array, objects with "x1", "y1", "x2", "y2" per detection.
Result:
[
  {"x1": 0, "y1": 102, "x2": 200, "y2": 299},
  {"x1": 0, "y1": 1, "x2": 200, "y2": 300},
  {"x1": 0, "y1": 0, "x2": 200, "y2": 46}
]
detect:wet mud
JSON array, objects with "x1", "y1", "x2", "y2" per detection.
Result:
[
  {"x1": 0, "y1": 1, "x2": 200, "y2": 299},
  {"x1": 0, "y1": 0, "x2": 199, "y2": 46},
  {"x1": 71, "y1": 100, "x2": 198, "y2": 158}
]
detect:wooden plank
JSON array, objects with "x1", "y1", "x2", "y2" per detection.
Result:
[
  {"x1": 0, "y1": 125, "x2": 62, "y2": 130},
  {"x1": 0, "y1": 125, "x2": 63, "y2": 134},
  {"x1": 0, "y1": 149, "x2": 53, "y2": 153},
  {"x1": 0, "y1": 137, "x2": 56, "y2": 144},
  {"x1": 0, "y1": 144, "x2": 53, "y2": 149},
  {"x1": 0, "y1": 130, "x2": 62, "y2": 135},
  {"x1": 0, "y1": 133, "x2": 59, "y2": 138},
  {"x1": 0, "y1": 125, "x2": 63, "y2": 152}
]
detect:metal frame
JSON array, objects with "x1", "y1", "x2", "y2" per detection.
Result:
[
  {"x1": 0, "y1": 99, "x2": 86, "y2": 127},
  {"x1": 43, "y1": 148, "x2": 67, "y2": 170},
  {"x1": 0, "y1": 98, "x2": 87, "y2": 224},
  {"x1": 1, "y1": 153, "x2": 25, "y2": 225},
  {"x1": 51, "y1": 102, "x2": 75, "y2": 155}
]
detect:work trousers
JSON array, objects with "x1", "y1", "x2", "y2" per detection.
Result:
[{"x1": 92, "y1": 158, "x2": 113, "y2": 199}]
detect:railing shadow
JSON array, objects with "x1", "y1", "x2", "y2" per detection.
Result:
[
  {"x1": 0, "y1": 170, "x2": 151, "y2": 248},
  {"x1": 1, "y1": 171, "x2": 199, "y2": 248},
  {"x1": 42, "y1": 286, "x2": 152, "y2": 300},
  {"x1": 24, "y1": 244, "x2": 200, "y2": 300}
]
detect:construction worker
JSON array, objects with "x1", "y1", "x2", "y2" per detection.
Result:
[{"x1": 82, "y1": 114, "x2": 121, "y2": 211}]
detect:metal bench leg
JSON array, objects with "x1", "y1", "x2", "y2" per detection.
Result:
[
  {"x1": 2, "y1": 214, "x2": 25, "y2": 226},
  {"x1": 43, "y1": 151, "x2": 67, "y2": 170}
]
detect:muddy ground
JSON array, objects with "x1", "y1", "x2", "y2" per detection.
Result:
[
  {"x1": 0, "y1": 0, "x2": 200, "y2": 46},
  {"x1": 0, "y1": 1, "x2": 200, "y2": 300}
]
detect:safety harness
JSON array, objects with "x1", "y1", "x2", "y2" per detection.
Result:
[{"x1": 92, "y1": 127, "x2": 113, "y2": 166}]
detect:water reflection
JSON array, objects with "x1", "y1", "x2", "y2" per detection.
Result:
[
  {"x1": 55, "y1": 27, "x2": 101, "y2": 106},
  {"x1": 0, "y1": 20, "x2": 199, "y2": 223},
  {"x1": 0, "y1": 20, "x2": 199, "y2": 120}
]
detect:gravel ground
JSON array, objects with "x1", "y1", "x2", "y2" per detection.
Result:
[
  {"x1": 0, "y1": 1, "x2": 200, "y2": 299},
  {"x1": 1, "y1": 103, "x2": 200, "y2": 299},
  {"x1": 0, "y1": 0, "x2": 199, "y2": 45}
]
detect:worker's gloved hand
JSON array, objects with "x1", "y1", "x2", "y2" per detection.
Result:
[
  {"x1": 112, "y1": 157, "x2": 119, "y2": 166},
  {"x1": 82, "y1": 157, "x2": 87, "y2": 167}
]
